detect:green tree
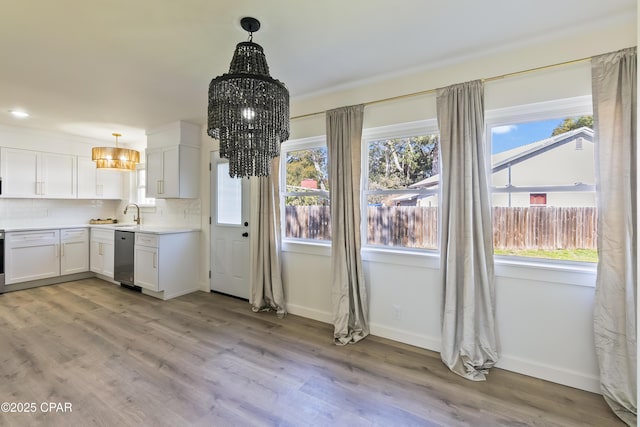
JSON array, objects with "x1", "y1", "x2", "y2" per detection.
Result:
[
  {"x1": 285, "y1": 147, "x2": 328, "y2": 206},
  {"x1": 368, "y1": 135, "x2": 439, "y2": 189},
  {"x1": 551, "y1": 116, "x2": 593, "y2": 136}
]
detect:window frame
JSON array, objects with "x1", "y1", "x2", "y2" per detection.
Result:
[
  {"x1": 361, "y1": 119, "x2": 441, "y2": 254},
  {"x1": 485, "y1": 95, "x2": 595, "y2": 266},
  {"x1": 280, "y1": 135, "x2": 331, "y2": 247},
  {"x1": 131, "y1": 163, "x2": 156, "y2": 208}
]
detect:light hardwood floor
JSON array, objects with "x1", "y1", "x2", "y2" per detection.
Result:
[{"x1": 0, "y1": 278, "x2": 622, "y2": 426}]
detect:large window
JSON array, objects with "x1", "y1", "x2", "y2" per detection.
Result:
[
  {"x1": 488, "y1": 109, "x2": 596, "y2": 263},
  {"x1": 363, "y1": 123, "x2": 440, "y2": 250},
  {"x1": 281, "y1": 138, "x2": 330, "y2": 241}
]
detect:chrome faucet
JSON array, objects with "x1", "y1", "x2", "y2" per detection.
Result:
[{"x1": 123, "y1": 203, "x2": 141, "y2": 225}]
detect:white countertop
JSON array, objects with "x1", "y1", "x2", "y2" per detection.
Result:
[{"x1": 2, "y1": 224, "x2": 200, "y2": 235}]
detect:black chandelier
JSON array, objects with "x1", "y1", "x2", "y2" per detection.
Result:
[{"x1": 208, "y1": 17, "x2": 290, "y2": 178}]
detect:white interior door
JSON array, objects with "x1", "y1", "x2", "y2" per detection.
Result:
[{"x1": 210, "y1": 151, "x2": 251, "y2": 299}]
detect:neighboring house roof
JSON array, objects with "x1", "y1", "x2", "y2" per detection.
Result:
[
  {"x1": 492, "y1": 127, "x2": 593, "y2": 173},
  {"x1": 408, "y1": 127, "x2": 594, "y2": 189}
]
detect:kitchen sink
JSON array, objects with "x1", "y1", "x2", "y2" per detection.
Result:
[{"x1": 113, "y1": 224, "x2": 139, "y2": 230}]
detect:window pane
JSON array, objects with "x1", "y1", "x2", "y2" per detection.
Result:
[
  {"x1": 284, "y1": 196, "x2": 330, "y2": 240},
  {"x1": 490, "y1": 116, "x2": 597, "y2": 262},
  {"x1": 366, "y1": 195, "x2": 438, "y2": 249},
  {"x1": 285, "y1": 147, "x2": 328, "y2": 192},
  {"x1": 366, "y1": 134, "x2": 440, "y2": 250},
  {"x1": 284, "y1": 146, "x2": 330, "y2": 241},
  {"x1": 217, "y1": 162, "x2": 242, "y2": 225}
]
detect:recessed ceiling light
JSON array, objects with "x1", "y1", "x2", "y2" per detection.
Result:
[{"x1": 9, "y1": 110, "x2": 29, "y2": 118}]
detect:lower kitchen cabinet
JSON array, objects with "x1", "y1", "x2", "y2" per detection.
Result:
[
  {"x1": 90, "y1": 229, "x2": 115, "y2": 278},
  {"x1": 61, "y1": 228, "x2": 89, "y2": 275},
  {"x1": 6, "y1": 228, "x2": 91, "y2": 285},
  {"x1": 134, "y1": 231, "x2": 199, "y2": 299},
  {"x1": 5, "y1": 229, "x2": 61, "y2": 284}
]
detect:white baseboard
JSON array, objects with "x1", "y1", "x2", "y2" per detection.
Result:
[
  {"x1": 286, "y1": 304, "x2": 332, "y2": 324},
  {"x1": 198, "y1": 280, "x2": 210, "y2": 292},
  {"x1": 164, "y1": 286, "x2": 201, "y2": 300},
  {"x1": 285, "y1": 303, "x2": 600, "y2": 394},
  {"x1": 496, "y1": 354, "x2": 601, "y2": 394},
  {"x1": 369, "y1": 322, "x2": 441, "y2": 353}
]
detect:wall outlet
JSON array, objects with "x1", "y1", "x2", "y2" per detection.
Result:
[{"x1": 392, "y1": 304, "x2": 401, "y2": 320}]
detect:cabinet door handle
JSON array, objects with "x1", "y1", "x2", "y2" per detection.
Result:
[
  {"x1": 98, "y1": 242, "x2": 103, "y2": 255},
  {"x1": 157, "y1": 181, "x2": 162, "y2": 194},
  {"x1": 55, "y1": 243, "x2": 59, "y2": 258},
  {"x1": 153, "y1": 253, "x2": 157, "y2": 268}
]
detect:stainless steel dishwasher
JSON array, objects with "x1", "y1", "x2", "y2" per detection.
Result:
[{"x1": 114, "y1": 230, "x2": 137, "y2": 288}]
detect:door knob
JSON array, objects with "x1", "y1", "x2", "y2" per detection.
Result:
[{"x1": 242, "y1": 232, "x2": 249, "y2": 237}]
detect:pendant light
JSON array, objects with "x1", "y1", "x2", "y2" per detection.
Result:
[
  {"x1": 207, "y1": 17, "x2": 290, "y2": 178},
  {"x1": 92, "y1": 133, "x2": 140, "y2": 171}
]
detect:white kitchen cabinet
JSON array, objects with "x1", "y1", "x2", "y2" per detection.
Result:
[
  {"x1": 5, "y1": 229, "x2": 61, "y2": 284},
  {"x1": 77, "y1": 156, "x2": 127, "y2": 199},
  {"x1": 61, "y1": 228, "x2": 89, "y2": 275},
  {"x1": 134, "y1": 233, "x2": 158, "y2": 291},
  {"x1": 145, "y1": 121, "x2": 200, "y2": 199},
  {"x1": 145, "y1": 145, "x2": 199, "y2": 198},
  {"x1": 134, "y1": 231, "x2": 199, "y2": 299},
  {"x1": 90, "y1": 228, "x2": 115, "y2": 278},
  {"x1": 0, "y1": 148, "x2": 76, "y2": 198}
]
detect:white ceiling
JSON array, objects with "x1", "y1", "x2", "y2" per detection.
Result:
[{"x1": 0, "y1": 0, "x2": 635, "y2": 147}]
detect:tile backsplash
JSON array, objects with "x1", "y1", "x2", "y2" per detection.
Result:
[
  {"x1": 118, "y1": 198, "x2": 201, "y2": 228},
  {"x1": 0, "y1": 198, "x2": 202, "y2": 229},
  {"x1": 0, "y1": 198, "x2": 120, "y2": 227}
]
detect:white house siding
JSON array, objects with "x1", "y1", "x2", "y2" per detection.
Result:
[
  {"x1": 492, "y1": 137, "x2": 596, "y2": 207},
  {"x1": 492, "y1": 191, "x2": 596, "y2": 207}
]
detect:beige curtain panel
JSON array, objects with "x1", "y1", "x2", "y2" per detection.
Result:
[
  {"x1": 249, "y1": 157, "x2": 286, "y2": 317},
  {"x1": 326, "y1": 104, "x2": 369, "y2": 345},
  {"x1": 592, "y1": 47, "x2": 637, "y2": 426},
  {"x1": 436, "y1": 80, "x2": 499, "y2": 380}
]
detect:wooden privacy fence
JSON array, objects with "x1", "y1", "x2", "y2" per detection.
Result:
[
  {"x1": 285, "y1": 206, "x2": 597, "y2": 250},
  {"x1": 492, "y1": 206, "x2": 597, "y2": 250}
]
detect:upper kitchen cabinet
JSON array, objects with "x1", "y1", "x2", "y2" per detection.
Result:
[
  {"x1": 77, "y1": 156, "x2": 127, "y2": 200},
  {"x1": 0, "y1": 148, "x2": 76, "y2": 198},
  {"x1": 145, "y1": 121, "x2": 200, "y2": 199}
]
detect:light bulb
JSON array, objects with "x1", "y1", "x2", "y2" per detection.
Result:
[{"x1": 242, "y1": 107, "x2": 255, "y2": 121}]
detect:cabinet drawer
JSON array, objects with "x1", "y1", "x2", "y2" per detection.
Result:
[
  {"x1": 91, "y1": 228, "x2": 115, "y2": 242},
  {"x1": 6, "y1": 230, "x2": 59, "y2": 248},
  {"x1": 135, "y1": 233, "x2": 158, "y2": 248},
  {"x1": 61, "y1": 228, "x2": 88, "y2": 242}
]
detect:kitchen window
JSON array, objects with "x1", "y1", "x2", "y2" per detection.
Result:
[{"x1": 134, "y1": 164, "x2": 155, "y2": 206}]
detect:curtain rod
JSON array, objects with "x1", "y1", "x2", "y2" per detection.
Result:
[{"x1": 290, "y1": 56, "x2": 593, "y2": 121}]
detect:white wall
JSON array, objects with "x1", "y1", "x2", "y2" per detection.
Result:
[{"x1": 272, "y1": 21, "x2": 636, "y2": 394}]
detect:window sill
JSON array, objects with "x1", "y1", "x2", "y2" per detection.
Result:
[
  {"x1": 494, "y1": 256, "x2": 596, "y2": 287},
  {"x1": 361, "y1": 247, "x2": 440, "y2": 269},
  {"x1": 281, "y1": 240, "x2": 597, "y2": 287},
  {"x1": 282, "y1": 239, "x2": 331, "y2": 257}
]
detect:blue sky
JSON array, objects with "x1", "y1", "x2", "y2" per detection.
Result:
[{"x1": 491, "y1": 118, "x2": 563, "y2": 154}]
